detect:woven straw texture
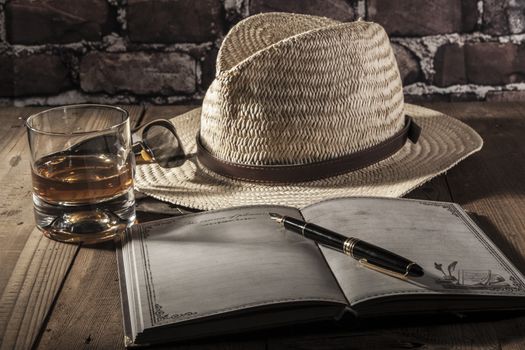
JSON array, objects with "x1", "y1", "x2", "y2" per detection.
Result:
[
  {"x1": 135, "y1": 104, "x2": 482, "y2": 210},
  {"x1": 202, "y1": 14, "x2": 405, "y2": 165},
  {"x1": 134, "y1": 13, "x2": 483, "y2": 210},
  {"x1": 217, "y1": 13, "x2": 339, "y2": 73}
]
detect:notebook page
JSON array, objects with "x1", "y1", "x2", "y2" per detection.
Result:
[
  {"x1": 124, "y1": 205, "x2": 347, "y2": 329},
  {"x1": 301, "y1": 197, "x2": 525, "y2": 306}
]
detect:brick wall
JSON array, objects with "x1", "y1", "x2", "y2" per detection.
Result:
[{"x1": 0, "y1": 0, "x2": 524, "y2": 106}]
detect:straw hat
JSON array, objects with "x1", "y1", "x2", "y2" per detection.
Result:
[{"x1": 135, "y1": 12, "x2": 483, "y2": 210}]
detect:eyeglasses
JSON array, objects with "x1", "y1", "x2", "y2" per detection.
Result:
[
  {"x1": 132, "y1": 119, "x2": 185, "y2": 168},
  {"x1": 61, "y1": 119, "x2": 185, "y2": 168}
]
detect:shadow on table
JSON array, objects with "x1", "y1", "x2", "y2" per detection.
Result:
[
  {"x1": 471, "y1": 213, "x2": 525, "y2": 276},
  {"x1": 145, "y1": 310, "x2": 525, "y2": 349},
  {"x1": 444, "y1": 115, "x2": 525, "y2": 204}
]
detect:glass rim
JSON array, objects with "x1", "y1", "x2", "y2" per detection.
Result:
[{"x1": 26, "y1": 104, "x2": 130, "y2": 136}]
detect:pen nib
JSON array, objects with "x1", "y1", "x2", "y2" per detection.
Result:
[{"x1": 269, "y1": 212, "x2": 284, "y2": 224}]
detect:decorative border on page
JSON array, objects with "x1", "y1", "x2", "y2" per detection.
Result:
[
  {"x1": 138, "y1": 222, "x2": 200, "y2": 325},
  {"x1": 134, "y1": 208, "x2": 344, "y2": 327},
  {"x1": 306, "y1": 197, "x2": 525, "y2": 301},
  {"x1": 359, "y1": 201, "x2": 525, "y2": 302},
  {"x1": 422, "y1": 202, "x2": 525, "y2": 293},
  {"x1": 133, "y1": 199, "x2": 525, "y2": 327}
]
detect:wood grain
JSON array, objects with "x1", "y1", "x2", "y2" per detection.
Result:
[
  {"x1": 405, "y1": 175, "x2": 453, "y2": 202},
  {"x1": 423, "y1": 102, "x2": 525, "y2": 349},
  {"x1": 36, "y1": 241, "x2": 264, "y2": 350},
  {"x1": 267, "y1": 102, "x2": 525, "y2": 349},
  {"x1": 0, "y1": 105, "x2": 144, "y2": 350},
  {"x1": 0, "y1": 107, "x2": 44, "y2": 299},
  {"x1": 35, "y1": 242, "x2": 124, "y2": 349},
  {"x1": 427, "y1": 102, "x2": 525, "y2": 272},
  {"x1": 24, "y1": 102, "x2": 525, "y2": 349},
  {"x1": 0, "y1": 107, "x2": 81, "y2": 350},
  {"x1": 268, "y1": 102, "x2": 525, "y2": 349},
  {"x1": 35, "y1": 104, "x2": 265, "y2": 350},
  {"x1": 0, "y1": 231, "x2": 78, "y2": 350}
]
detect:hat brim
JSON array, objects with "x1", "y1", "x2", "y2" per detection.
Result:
[{"x1": 134, "y1": 104, "x2": 482, "y2": 210}]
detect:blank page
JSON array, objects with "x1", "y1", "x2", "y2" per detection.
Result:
[
  {"x1": 301, "y1": 197, "x2": 525, "y2": 306},
  {"x1": 122, "y1": 205, "x2": 347, "y2": 331}
]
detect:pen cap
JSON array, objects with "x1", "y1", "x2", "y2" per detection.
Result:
[{"x1": 353, "y1": 240, "x2": 422, "y2": 277}]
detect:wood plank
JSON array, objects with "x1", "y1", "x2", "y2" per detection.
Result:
[
  {"x1": 0, "y1": 105, "x2": 144, "y2": 350},
  {"x1": 404, "y1": 175, "x2": 453, "y2": 202},
  {"x1": 35, "y1": 104, "x2": 265, "y2": 350},
  {"x1": 423, "y1": 102, "x2": 525, "y2": 272},
  {"x1": 0, "y1": 107, "x2": 44, "y2": 299},
  {"x1": 268, "y1": 102, "x2": 525, "y2": 349},
  {"x1": 35, "y1": 104, "x2": 455, "y2": 350},
  {"x1": 35, "y1": 241, "x2": 118, "y2": 349},
  {"x1": 0, "y1": 232, "x2": 78, "y2": 350},
  {"x1": 424, "y1": 101, "x2": 525, "y2": 348},
  {"x1": 36, "y1": 241, "x2": 264, "y2": 350},
  {"x1": 271, "y1": 323, "x2": 507, "y2": 350},
  {"x1": 35, "y1": 242, "x2": 124, "y2": 349},
  {"x1": 0, "y1": 107, "x2": 80, "y2": 350},
  {"x1": 35, "y1": 102, "x2": 525, "y2": 349},
  {"x1": 268, "y1": 328, "x2": 498, "y2": 350}
]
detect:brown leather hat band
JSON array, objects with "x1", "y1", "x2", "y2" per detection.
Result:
[{"x1": 196, "y1": 116, "x2": 421, "y2": 183}]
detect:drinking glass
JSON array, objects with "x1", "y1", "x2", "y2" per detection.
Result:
[{"x1": 26, "y1": 105, "x2": 135, "y2": 244}]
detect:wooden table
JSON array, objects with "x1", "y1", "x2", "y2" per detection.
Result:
[{"x1": 1, "y1": 102, "x2": 524, "y2": 349}]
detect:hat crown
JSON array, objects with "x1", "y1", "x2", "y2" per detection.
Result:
[{"x1": 200, "y1": 13, "x2": 405, "y2": 166}]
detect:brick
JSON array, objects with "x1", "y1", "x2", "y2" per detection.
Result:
[
  {"x1": 465, "y1": 43, "x2": 525, "y2": 85},
  {"x1": 486, "y1": 90, "x2": 525, "y2": 102},
  {"x1": 461, "y1": 0, "x2": 480, "y2": 32},
  {"x1": 201, "y1": 47, "x2": 218, "y2": 90},
  {"x1": 127, "y1": 0, "x2": 223, "y2": 43},
  {"x1": 15, "y1": 54, "x2": 72, "y2": 95},
  {"x1": 0, "y1": 55, "x2": 14, "y2": 96},
  {"x1": 434, "y1": 42, "x2": 525, "y2": 86},
  {"x1": 391, "y1": 44, "x2": 421, "y2": 85},
  {"x1": 404, "y1": 94, "x2": 451, "y2": 103},
  {"x1": 224, "y1": 0, "x2": 247, "y2": 26},
  {"x1": 0, "y1": 54, "x2": 71, "y2": 97},
  {"x1": 249, "y1": 0, "x2": 355, "y2": 22},
  {"x1": 367, "y1": 0, "x2": 478, "y2": 36},
  {"x1": 6, "y1": 0, "x2": 114, "y2": 44},
  {"x1": 433, "y1": 44, "x2": 467, "y2": 87},
  {"x1": 449, "y1": 92, "x2": 481, "y2": 102},
  {"x1": 483, "y1": 0, "x2": 525, "y2": 35},
  {"x1": 80, "y1": 52, "x2": 196, "y2": 95}
]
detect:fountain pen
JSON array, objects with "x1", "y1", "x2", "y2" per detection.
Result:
[{"x1": 269, "y1": 213, "x2": 424, "y2": 278}]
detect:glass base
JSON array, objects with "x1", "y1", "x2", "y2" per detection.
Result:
[{"x1": 33, "y1": 190, "x2": 136, "y2": 244}]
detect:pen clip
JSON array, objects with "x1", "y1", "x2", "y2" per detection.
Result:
[{"x1": 358, "y1": 259, "x2": 409, "y2": 281}]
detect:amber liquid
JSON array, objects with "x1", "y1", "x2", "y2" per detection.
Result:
[
  {"x1": 31, "y1": 153, "x2": 136, "y2": 244},
  {"x1": 32, "y1": 154, "x2": 133, "y2": 205}
]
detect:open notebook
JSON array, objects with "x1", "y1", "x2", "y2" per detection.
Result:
[{"x1": 117, "y1": 197, "x2": 525, "y2": 347}]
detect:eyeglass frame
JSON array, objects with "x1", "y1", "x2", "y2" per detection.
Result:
[{"x1": 132, "y1": 119, "x2": 186, "y2": 168}]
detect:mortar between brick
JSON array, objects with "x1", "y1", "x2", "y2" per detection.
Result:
[
  {"x1": 393, "y1": 32, "x2": 525, "y2": 82},
  {"x1": 404, "y1": 82, "x2": 525, "y2": 100},
  {"x1": 476, "y1": 0, "x2": 483, "y2": 27},
  {"x1": 10, "y1": 41, "x2": 214, "y2": 56},
  {"x1": 2, "y1": 1, "x2": 525, "y2": 105},
  {"x1": 3, "y1": 89, "x2": 204, "y2": 107}
]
